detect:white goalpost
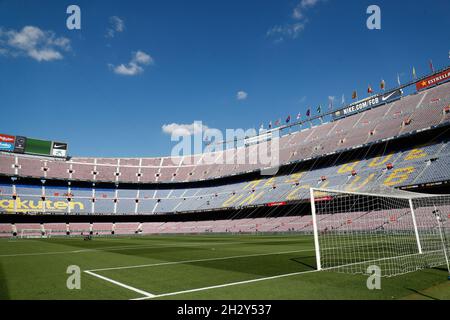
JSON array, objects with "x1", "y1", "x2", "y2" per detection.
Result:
[
  {"x1": 20, "y1": 229, "x2": 52, "y2": 239},
  {"x1": 310, "y1": 187, "x2": 450, "y2": 277}
]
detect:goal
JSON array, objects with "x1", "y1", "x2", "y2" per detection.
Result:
[
  {"x1": 310, "y1": 187, "x2": 450, "y2": 277},
  {"x1": 20, "y1": 229, "x2": 52, "y2": 239}
]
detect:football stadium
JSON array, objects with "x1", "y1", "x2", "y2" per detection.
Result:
[
  {"x1": 1, "y1": 1, "x2": 449, "y2": 304},
  {"x1": 1, "y1": 67, "x2": 449, "y2": 300}
]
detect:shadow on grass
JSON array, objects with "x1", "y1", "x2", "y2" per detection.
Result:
[
  {"x1": 0, "y1": 262, "x2": 9, "y2": 299},
  {"x1": 27, "y1": 235, "x2": 317, "y2": 279},
  {"x1": 290, "y1": 255, "x2": 317, "y2": 270},
  {"x1": 405, "y1": 288, "x2": 440, "y2": 300},
  {"x1": 431, "y1": 266, "x2": 449, "y2": 273}
]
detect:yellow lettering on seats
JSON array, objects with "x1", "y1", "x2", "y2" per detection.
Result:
[
  {"x1": 69, "y1": 202, "x2": 85, "y2": 211},
  {"x1": 338, "y1": 161, "x2": 360, "y2": 174},
  {"x1": 0, "y1": 199, "x2": 14, "y2": 212},
  {"x1": 264, "y1": 178, "x2": 276, "y2": 187},
  {"x1": 369, "y1": 154, "x2": 393, "y2": 167},
  {"x1": 286, "y1": 185, "x2": 310, "y2": 201},
  {"x1": 0, "y1": 197, "x2": 84, "y2": 213},
  {"x1": 222, "y1": 194, "x2": 244, "y2": 207},
  {"x1": 320, "y1": 181, "x2": 330, "y2": 189},
  {"x1": 384, "y1": 167, "x2": 415, "y2": 187},
  {"x1": 239, "y1": 191, "x2": 264, "y2": 206},
  {"x1": 404, "y1": 148, "x2": 427, "y2": 161},
  {"x1": 243, "y1": 180, "x2": 262, "y2": 190},
  {"x1": 284, "y1": 173, "x2": 304, "y2": 184},
  {"x1": 346, "y1": 173, "x2": 375, "y2": 191}
]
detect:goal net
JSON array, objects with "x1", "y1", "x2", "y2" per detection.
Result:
[
  {"x1": 20, "y1": 229, "x2": 52, "y2": 239},
  {"x1": 310, "y1": 187, "x2": 450, "y2": 277}
]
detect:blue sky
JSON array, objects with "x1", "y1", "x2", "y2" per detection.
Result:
[{"x1": 1, "y1": 0, "x2": 449, "y2": 157}]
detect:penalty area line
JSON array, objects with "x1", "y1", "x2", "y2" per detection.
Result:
[
  {"x1": 84, "y1": 270, "x2": 155, "y2": 298},
  {"x1": 132, "y1": 269, "x2": 320, "y2": 300}
]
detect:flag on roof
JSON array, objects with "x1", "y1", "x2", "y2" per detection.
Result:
[
  {"x1": 412, "y1": 66, "x2": 417, "y2": 79},
  {"x1": 352, "y1": 91, "x2": 357, "y2": 100},
  {"x1": 367, "y1": 84, "x2": 373, "y2": 94},
  {"x1": 380, "y1": 79, "x2": 385, "y2": 90},
  {"x1": 286, "y1": 115, "x2": 291, "y2": 123},
  {"x1": 306, "y1": 108, "x2": 311, "y2": 117},
  {"x1": 397, "y1": 73, "x2": 401, "y2": 86},
  {"x1": 429, "y1": 59, "x2": 435, "y2": 73},
  {"x1": 341, "y1": 94, "x2": 345, "y2": 106},
  {"x1": 328, "y1": 97, "x2": 334, "y2": 110},
  {"x1": 275, "y1": 119, "x2": 280, "y2": 126},
  {"x1": 317, "y1": 105, "x2": 322, "y2": 114},
  {"x1": 268, "y1": 121, "x2": 272, "y2": 129}
]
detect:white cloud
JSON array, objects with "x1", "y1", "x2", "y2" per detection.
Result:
[
  {"x1": 0, "y1": 26, "x2": 70, "y2": 61},
  {"x1": 302, "y1": 0, "x2": 320, "y2": 7},
  {"x1": 28, "y1": 48, "x2": 62, "y2": 61},
  {"x1": 106, "y1": 16, "x2": 125, "y2": 38},
  {"x1": 162, "y1": 122, "x2": 209, "y2": 136},
  {"x1": 298, "y1": 96, "x2": 307, "y2": 103},
  {"x1": 266, "y1": 23, "x2": 306, "y2": 41},
  {"x1": 268, "y1": 0, "x2": 323, "y2": 42},
  {"x1": 236, "y1": 91, "x2": 248, "y2": 101},
  {"x1": 293, "y1": 0, "x2": 321, "y2": 19},
  {"x1": 134, "y1": 50, "x2": 152, "y2": 64},
  {"x1": 111, "y1": 50, "x2": 154, "y2": 76},
  {"x1": 113, "y1": 63, "x2": 144, "y2": 76},
  {"x1": 292, "y1": 8, "x2": 304, "y2": 20}
]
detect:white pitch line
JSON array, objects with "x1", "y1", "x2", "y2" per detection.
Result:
[
  {"x1": 84, "y1": 270, "x2": 155, "y2": 298},
  {"x1": 87, "y1": 248, "x2": 315, "y2": 272},
  {"x1": 132, "y1": 269, "x2": 320, "y2": 300}
]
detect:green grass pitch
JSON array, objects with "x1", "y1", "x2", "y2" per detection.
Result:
[{"x1": 0, "y1": 234, "x2": 448, "y2": 300}]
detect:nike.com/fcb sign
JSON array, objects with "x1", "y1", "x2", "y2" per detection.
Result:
[
  {"x1": 416, "y1": 68, "x2": 450, "y2": 91},
  {"x1": 333, "y1": 89, "x2": 403, "y2": 119}
]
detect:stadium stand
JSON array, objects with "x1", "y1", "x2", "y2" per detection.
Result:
[
  {"x1": 1, "y1": 203, "x2": 448, "y2": 237},
  {"x1": 2, "y1": 137, "x2": 450, "y2": 215},
  {"x1": 1, "y1": 81, "x2": 449, "y2": 185},
  {"x1": 0, "y1": 75, "x2": 449, "y2": 238}
]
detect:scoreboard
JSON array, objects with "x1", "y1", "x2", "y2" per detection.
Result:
[{"x1": 0, "y1": 134, "x2": 68, "y2": 158}]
